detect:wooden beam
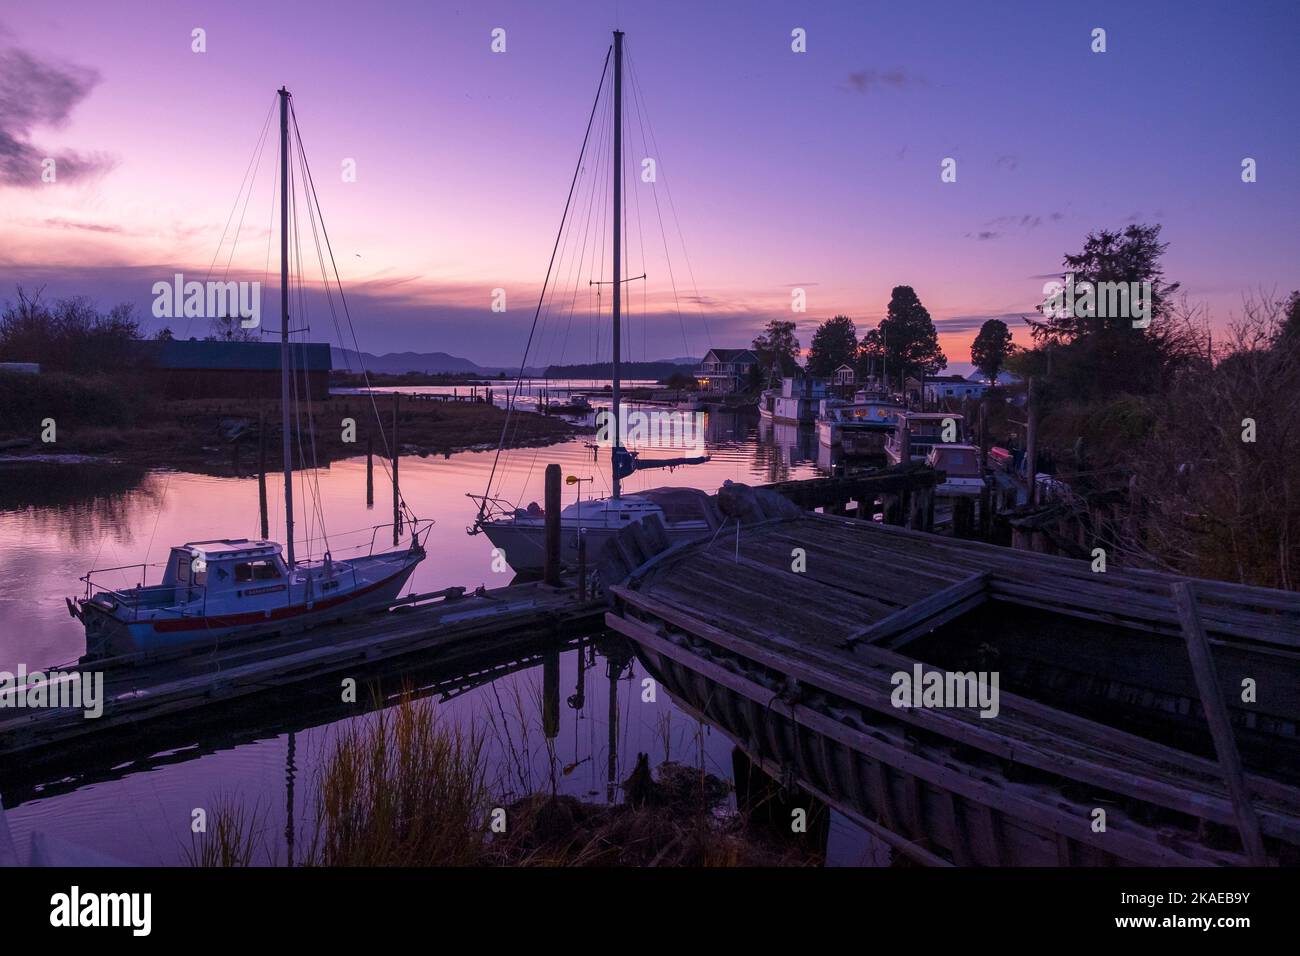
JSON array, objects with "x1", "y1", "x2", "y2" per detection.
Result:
[
  {"x1": 1172, "y1": 581, "x2": 1269, "y2": 865},
  {"x1": 844, "y1": 572, "x2": 989, "y2": 650}
]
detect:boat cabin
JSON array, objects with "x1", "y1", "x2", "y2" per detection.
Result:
[{"x1": 163, "y1": 539, "x2": 288, "y2": 600}]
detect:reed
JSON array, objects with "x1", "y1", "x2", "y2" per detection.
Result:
[
  {"x1": 299, "y1": 693, "x2": 490, "y2": 867},
  {"x1": 183, "y1": 795, "x2": 270, "y2": 867}
]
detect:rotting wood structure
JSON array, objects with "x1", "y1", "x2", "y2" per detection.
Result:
[{"x1": 602, "y1": 507, "x2": 1300, "y2": 866}]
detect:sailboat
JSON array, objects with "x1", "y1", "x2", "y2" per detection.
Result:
[
  {"x1": 470, "y1": 32, "x2": 714, "y2": 574},
  {"x1": 70, "y1": 88, "x2": 427, "y2": 662}
]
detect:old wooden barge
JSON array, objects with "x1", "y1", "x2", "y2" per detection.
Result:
[{"x1": 601, "y1": 497, "x2": 1300, "y2": 866}]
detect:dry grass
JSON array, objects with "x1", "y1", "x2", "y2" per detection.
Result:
[{"x1": 298, "y1": 694, "x2": 490, "y2": 866}]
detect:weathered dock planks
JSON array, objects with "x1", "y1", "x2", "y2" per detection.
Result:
[{"x1": 0, "y1": 580, "x2": 603, "y2": 763}]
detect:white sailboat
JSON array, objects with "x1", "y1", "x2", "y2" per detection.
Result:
[
  {"x1": 470, "y1": 32, "x2": 712, "y2": 574},
  {"x1": 71, "y1": 88, "x2": 427, "y2": 662}
]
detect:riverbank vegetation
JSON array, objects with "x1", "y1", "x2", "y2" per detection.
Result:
[{"x1": 190, "y1": 694, "x2": 822, "y2": 867}]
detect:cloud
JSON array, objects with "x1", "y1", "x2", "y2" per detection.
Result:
[
  {"x1": 937, "y1": 313, "x2": 1034, "y2": 334},
  {"x1": 843, "y1": 69, "x2": 926, "y2": 94},
  {"x1": 994, "y1": 154, "x2": 1019, "y2": 172},
  {"x1": 0, "y1": 45, "x2": 114, "y2": 187},
  {"x1": 964, "y1": 231, "x2": 1000, "y2": 241},
  {"x1": 38, "y1": 217, "x2": 123, "y2": 234}
]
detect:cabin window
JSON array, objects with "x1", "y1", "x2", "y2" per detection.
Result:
[{"x1": 234, "y1": 559, "x2": 281, "y2": 583}]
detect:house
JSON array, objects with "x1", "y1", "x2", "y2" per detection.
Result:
[
  {"x1": 134, "y1": 339, "x2": 332, "y2": 398},
  {"x1": 833, "y1": 364, "x2": 855, "y2": 386},
  {"x1": 695, "y1": 348, "x2": 758, "y2": 393},
  {"x1": 966, "y1": 371, "x2": 1022, "y2": 387},
  {"x1": 922, "y1": 374, "x2": 990, "y2": 404}
]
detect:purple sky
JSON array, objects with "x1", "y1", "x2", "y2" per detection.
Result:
[{"x1": 1, "y1": 0, "x2": 1297, "y2": 369}]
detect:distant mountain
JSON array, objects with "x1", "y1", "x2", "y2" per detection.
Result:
[{"x1": 330, "y1": 347, "x2": 542, "y2": 376}]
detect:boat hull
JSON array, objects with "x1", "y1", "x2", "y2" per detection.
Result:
[
  {"x1": 480, "y1": 519, "x2": 706, "y2": 574},
  {"x1": 79, "y1": 554, "x2": 421, "y2": 663}
]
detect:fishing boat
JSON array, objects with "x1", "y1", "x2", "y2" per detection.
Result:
[
  {"x1": 470, "y1": 31, "x2": 711, "y2": 573},
  {"x1": 70, "y1": 88, "x2": 427, "y2": 662},
  {"x1": 771, "y1": 376, "x2": 828, "y2": 424},
  {"x1": 885, "y1": 411, "x2": 967, "y2": 465},
  {"x1": 816, "y1": 387, "x2": 902, "y2": 456}
]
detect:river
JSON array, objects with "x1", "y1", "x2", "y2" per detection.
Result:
[{"x1": 0, "y1": 397, "x2": 884, "y2": 865}]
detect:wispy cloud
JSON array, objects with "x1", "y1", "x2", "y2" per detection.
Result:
[
  {"x1": 0, "y1": 43, "x2": 114, "y2": 187},
  {"x1": 842, "y1": 69, "x2": 926, "y2": 94}
]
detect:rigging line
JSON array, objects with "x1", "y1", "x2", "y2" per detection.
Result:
[
  {"x1": 291, "y1": 122, "x2": 343, "y2": 548},
  {"x1": 501, "y1": 77, "x2": 614, "y2": 508},
  {"x1": 143, "y1": 96, "x2": 275, "y2": 565},
  {"x1": 626, "y1": 50, "x2": 712, "y2": 352},
  {"x1": 202, "y1": 94, "x2": 276, "y2": 289},
  {"x1": 478, "y1": 44, "x2": 612, "y2": 521},
  {"x1": 626, "y1": 48, "x2": 691, "y2": 359},
  {"x1": 290, "y1": 104, "x2": 416, "y2": 528}
]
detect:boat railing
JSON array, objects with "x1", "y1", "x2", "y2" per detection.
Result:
[
  {"x1": 464, "y1": 493, "x2": 518, "y2": 531},
  {"x1": 80, "y1": 562, "x2": 166, "y2": 599}
]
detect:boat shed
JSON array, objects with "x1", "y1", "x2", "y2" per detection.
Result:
[{"x1": 134, "y1": 339, "x2": 332, "y2": 398}]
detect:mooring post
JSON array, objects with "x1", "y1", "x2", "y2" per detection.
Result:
[
  {"x1": 257, "y1": 409, "x2": 269, "y2": 539},
  {"x1": 366, "y1": 435, "x2": 374, "y2": 507},
  {"x1": 1025, "y1": 376, "x2": 1037, "y2": 506},
  {"x1": 392, "y1": 392, "x2": 400, "y2": 545},
  {"x1": 543, "y1": 648, "x2": 560, "y2": 739},
  {"x1": 577, "y1": 528, "x2": 588, "y2": 601},
  {"x1": 544, "y1": 463, "x2": 562, "y2": 587},
  {"x1": 1171, "y1": 581, "x2": 1268, "y2": 864}
]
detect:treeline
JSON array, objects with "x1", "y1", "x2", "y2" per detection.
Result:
[
  {"x1": 749, "y1": 285, "x2": 950, "y2": 388},
  {"x1": 0, "y1": 287, "x2": 141, "y2": 373}
]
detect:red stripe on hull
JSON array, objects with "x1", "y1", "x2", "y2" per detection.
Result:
[{"x1": 149, "y1": 565, "x2": 410, "y2": 633}]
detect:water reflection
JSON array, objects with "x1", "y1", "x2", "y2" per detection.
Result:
[{"x1": 0, "y1": 404, "x2": 842, "y2": 865}]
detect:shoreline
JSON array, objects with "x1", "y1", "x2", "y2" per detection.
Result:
[{"x1": 0, "y1": 396, "x2": 592, "y2": 478}]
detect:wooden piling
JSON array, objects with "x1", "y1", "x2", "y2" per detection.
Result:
[
  {"x1": 544, "y1": 463, "x2": 562, "y2": 587},
  {"x1": 392, "y1": 393, "x2": 400, "y2": 544},
  {"x1": 577, "y1": 529, "x2": 588, "y2": 601},
  {"x1": 366, "y1": 435, "x2": 374, "y2": 507},
  {"x1": 1025, "y1": 377, "x2": 1038, "y2": 506},
  {"x1": 257, "y1": 410, "x2": 269, "y2": 539},
  {"x1": 1172, "y1": 581, "x2": 1268, "y2": 865}
]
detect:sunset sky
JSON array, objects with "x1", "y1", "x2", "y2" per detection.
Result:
[{"x1": 1, "y1": 0, "x2": 1297, "y2": 371}]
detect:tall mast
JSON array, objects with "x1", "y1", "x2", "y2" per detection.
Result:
[
  {"x1": 279, "y1": 87, "x2": 295, "y2": 566},
  {"x1": 611, "y1": 30, "x2": 624, "y2": 499}
]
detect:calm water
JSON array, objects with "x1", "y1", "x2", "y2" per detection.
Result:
[{"x1": 0, "y1": 402, "x2": 881, "y2": 865}]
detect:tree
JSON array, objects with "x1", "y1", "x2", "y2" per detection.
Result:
[
  {"x1": 0, "y1": 287, "x2": 140, "y2": 373},
  {"x1": 206, "y1": 314, "x2": 259, "y2": 342},
  {"x1": 1025, "y1": 223, "x2": 1192, "y2": 399},
  {"x1": 806, "y1": 315, "x2": 857, "y2": 377},
  {"x1": 970, "y1": 319, "x2": 1014, "y2": 382},
  {"x1": 1029, "y1": 223, "x2": 1179, "y2": 345},
  {"x1": 858, "y1": 286, "x2": 946, "y2": 387},
  {"x1": 751, "y1": 319, "x2": 801, "y2": 380}
]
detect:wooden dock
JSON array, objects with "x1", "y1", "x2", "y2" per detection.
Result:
[
  {"x1": 0, "y1": 579, "x2": 603, "y2": 764},
  {"x1": 602, "y1": 504, "x2": 1300, "y2": 866}
]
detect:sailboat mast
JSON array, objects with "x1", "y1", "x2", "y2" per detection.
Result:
[
  {"x1": 279, "y1": 87, "x2": 295, "y2": 566},
  {"x1": 611, "y1": 31, "x2": 624, "y2": 499}
]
